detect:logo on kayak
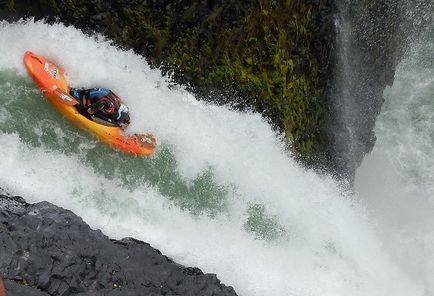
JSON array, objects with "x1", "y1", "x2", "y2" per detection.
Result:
[
  {"x1": 141, "y1": 136, "x2": 153, "y2": 144},
  {"x1": 59, "y1": 93, "x2": 73, "y2": 102},
  {"x1": 134, "y1": 134, "x2": 156, "y2": 146},
  {"x1": 44, "y1": 62, "x2": 58, "y2": 79},
  {"x1": 50, "y1": 68, "x2": 58, "y2": 79}
]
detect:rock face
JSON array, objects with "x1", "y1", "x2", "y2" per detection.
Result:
[
  {"x1": 0, "y1": 195, "x2": 237, "y2": 296},
  {"x1": 1, "y1": 0, "x2": 431, "y2": 181},
  {"x1": 324, "y1": 0, "x2": 433, "y2": 182},
  {"x1": 0, "y1": 0, "x2": 336, "y2": 172}
]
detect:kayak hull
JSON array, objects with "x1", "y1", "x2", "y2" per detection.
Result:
[{"x1": 23, "y1": 51, "x2": 156, "y2": 156}]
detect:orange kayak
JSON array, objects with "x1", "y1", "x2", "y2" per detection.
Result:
[{"x1": 23, "y1": 51, "x2": 156, "y2": 156}]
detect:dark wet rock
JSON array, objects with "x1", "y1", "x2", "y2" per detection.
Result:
[
  {"x1": 323, "y1": 0, "x2": 433, "y2": 183},
  {"x1": 0, "y1": 195, "x2": 237, "y2": 296}
]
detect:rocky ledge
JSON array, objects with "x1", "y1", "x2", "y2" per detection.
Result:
[{"x1": 0, "y1": 195, "x2": 237, "y2": 296}]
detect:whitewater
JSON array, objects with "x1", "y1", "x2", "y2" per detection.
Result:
[
  {"x1": 356, "y1": 23, "x2": 434, "y2": 294},
  {"x1": 0, "y1": 19, "x2": 430, "y2": 295}
]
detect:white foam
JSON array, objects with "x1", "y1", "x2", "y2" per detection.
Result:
[
  {"x1": 356, "y1": 26, "x2": 434, "y2": 294},
  {"x1": 0, "y1": 20, "x2": 422, "y2": 295}
]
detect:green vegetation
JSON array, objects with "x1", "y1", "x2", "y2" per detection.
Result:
[
  {"x1": 2, "y1": 0, "x2": 333, "y2": 166},
  {"x1": 111, "y1": 0, "x2": 332, "y2": 164},
  {"x1": 6, "y1": 0, "x2": 14, "y2": 11},
  {"x1": 164, "y1": 1, "x2": 325, "y2": 163}
]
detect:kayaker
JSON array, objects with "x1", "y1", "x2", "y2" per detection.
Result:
[{"x1": 70, "y1": 88, "x2": 130, "y2": 128}]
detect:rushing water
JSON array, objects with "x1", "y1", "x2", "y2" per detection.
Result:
[
  {"x1": 356, "y1": 23, "x2": 434, "y2": 294},
  {"x1": 0, "y1": 19, "x2": 429, "y2": 296},
  {"x1": 332, "y1": 0, "x2": 432, "y2": 181}
]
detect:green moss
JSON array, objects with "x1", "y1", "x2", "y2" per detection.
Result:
[
  {"x1": 149, "y1": 0, "x2": 329, "y2": 164},
  {"x1": 0, "y1": 0, "x2": 334, "y2": 167},
  {"x1": 6, "y1": 0, "x2": 14, "y2": 11}
]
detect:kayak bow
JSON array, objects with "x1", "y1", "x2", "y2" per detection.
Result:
[{"x1": 23, "y1": 51, "x2": 156, "y2": 156}]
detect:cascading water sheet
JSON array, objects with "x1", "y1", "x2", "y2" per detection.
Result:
[
  {"x1": 0, "y1": 20, "x2": 424, "y2": 296},
  {"x1": 356, "y1": 23, "x2": 434, "y2": 294}
]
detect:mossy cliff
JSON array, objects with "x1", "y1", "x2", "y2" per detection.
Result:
[{"x1": 1, "y1": 0, "x2": 336, "y2": 171}]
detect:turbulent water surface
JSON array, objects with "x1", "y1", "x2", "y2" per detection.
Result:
[
  {"x1": 0, "y1": 20, "x2": 431, "y2": 296},
  {"x1": 356, "y1": 23, "x2": 434, "y2": 294}
]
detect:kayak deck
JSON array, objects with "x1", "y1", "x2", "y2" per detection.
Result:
[{"x1": 23, "y1": 51, "x2": 156, "y2": 156}]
